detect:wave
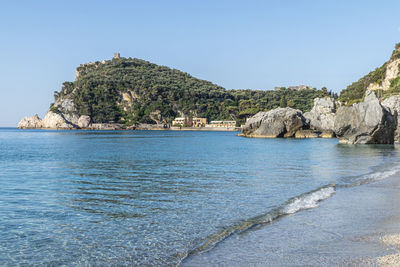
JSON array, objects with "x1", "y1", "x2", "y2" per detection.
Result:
[
  {"x1": 338, "y1": 164, "x2": 400, "y2": 188},
  {"x1": 178, "y1": 184, "x2": 335, "y2": 265}
]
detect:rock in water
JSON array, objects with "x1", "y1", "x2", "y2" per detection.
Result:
[
  {"x1": 77, "y1": 115, "x2": 91, "y2": 128},
  {"x1": 304, "y1": 97, "x2": 338, "y2": 133},
  {"x1": 382, "y1": 95, "x2": 400, "y2": 142},
  {"x1": 241, "y1": 107, "x2": 307, "y2": 138},
  {"x1": 334, "y1": 90, "x2": 397, "y2": 144},
  {"x1": 41, "y1": 111, "x2": 77, "y2": 129},
  {"x1": 17, "y1": 114, "x2": 43, "y2": 129},
  {"x1": 295, "y1": 129, "x2": 319, "y2": 138}
]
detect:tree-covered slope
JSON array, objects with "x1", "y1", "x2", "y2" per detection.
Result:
[
  {"x1": 52, "y1": 57, "x2": 332, "y2": 125},
  {"x1": 339, "y1": 43, "x2": 400, "y2": 104}
]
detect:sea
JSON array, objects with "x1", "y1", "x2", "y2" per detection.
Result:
[{"x1": 1, "y1": 128, "x2": 400, "y2": 266}]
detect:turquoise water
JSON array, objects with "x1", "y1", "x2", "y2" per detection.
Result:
[{"x1": 1, "y1": 128, "x2": 400, "y2": 266}]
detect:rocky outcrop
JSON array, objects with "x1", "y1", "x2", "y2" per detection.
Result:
[
  {"x1": 77, "y1": 115, "x2": 91, "y2": 128},
  {"x1": 367, "y1": 58, "x2": 400, "y2": 91},
  {"x1": 382, "y1": 95, "x2": 400, "y2": 142},
  {"x1": 334, "y1": 90, "x2": 397, "y2": 144},
  {"x1": 17, "y1": 114, "x2": 43, "y2": 129},
  {"x1": 41, "y1": 111, "x2": 77, "y2": 129},
  {"x1": 304, "y1": 97, "x2": 338, "y2": 134},
  {"x1": 52, "y1": 97, "x2": 79, "y2": 125},
  {"x1": 241, "y1": 108, "x2": 307, "y2": 138},
  {"x1": 17, "y1": 111, "x2": 78, "y2": 129}
]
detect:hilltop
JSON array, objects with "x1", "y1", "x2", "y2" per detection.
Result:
[{"x1": 39, "y1": 55, "x2": 330, "y2": 127}]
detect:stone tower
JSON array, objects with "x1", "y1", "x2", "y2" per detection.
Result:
[{"x1": 114, "y1": 53, "x2": 120, "y2": 59}]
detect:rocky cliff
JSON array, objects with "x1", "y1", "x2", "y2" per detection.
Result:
[
  {"x1": 304, "y1": 97, "x2": 339, "y2": 135},
  {"x1": 334, "y1": 90, "x2": 397, "y2": 144},
  {"x1": 241, "y1": 91, "x2": 398, "y2": 144}
]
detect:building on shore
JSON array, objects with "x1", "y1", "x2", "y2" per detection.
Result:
[
  {"x1": 172, "y1": 117, "x2": 186, "y2": 126},
  {"x1": 206, "y1": 120, "x2": 236, "y2": 128},
  {"x1": 172, "y1": 117, "x2": 207, "y2": 127},
  {"x1": 191, "y1": 118, "x2": 207, "y2": 127}
]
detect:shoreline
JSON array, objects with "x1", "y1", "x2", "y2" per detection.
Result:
[
  {"x1": 182, "y1": 159, "x2": 400, "y2": 266},
  {"x1": 15, "y1": 126, "x2": 242, "y2": 132}
]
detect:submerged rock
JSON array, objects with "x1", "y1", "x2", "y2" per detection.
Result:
[
  {"x1": 294, "y1": 129, "x2": 319, "y2": 138},
  {"x1": 334, "y1": 90, "x2": 397, "y2": 144},
  {"x1": 17, "y1": 114, "x2": 43, "y2": 129},
  {"x1": 304, "y1": 97, "x2": 338, "y2": 133},
  {"x1": 319, "y1": 131, "x2": 336, "y2": 138},
  {"x1": 242, "y1": 107, "x2": 307, "y2": 138}
]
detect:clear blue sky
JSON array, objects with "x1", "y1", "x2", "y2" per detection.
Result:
[{"x1": 1, "y1": 0, "x2": 399, "y2": 126}]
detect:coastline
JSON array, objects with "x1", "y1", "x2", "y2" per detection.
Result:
[{"x1": 16, "y1": 126, "x2": 242, "y2": 132}]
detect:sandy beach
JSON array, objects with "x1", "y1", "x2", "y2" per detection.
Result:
[{"x1": 378, "y1": 234, "x2": 400, "y2": 266}]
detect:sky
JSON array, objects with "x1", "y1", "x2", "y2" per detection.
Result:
[{"x1": 0, "y1": 0, "x2": 400, "y2": 126}]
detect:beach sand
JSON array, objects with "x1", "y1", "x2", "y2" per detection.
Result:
[{"x1": 378, "y1": 234, "x2": 400, "y2": 266}]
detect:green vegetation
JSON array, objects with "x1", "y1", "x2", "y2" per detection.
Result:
[
  {"x1": 378, "y1": 76, "x2": 400, "y2": 98},
  {"x1": 339, "y1": 43, "x2": 400, "y2": 105},
  {"x1": 54, "y1": 57, "x2": 332, "y2": 125},
  {"x1": 391, "y1": 43, "x2": 400, "y2": 60},
  {"x1": 339, "y1": 63, "x2": 387, "y2": 104}
]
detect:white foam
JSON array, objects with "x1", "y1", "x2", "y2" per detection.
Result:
[
  {"x1": 350, "y1": 166, "x2": 400, "y2": 186},
  {"x1": 283, "y1": 186, "x2": 335, "y2": 214}
]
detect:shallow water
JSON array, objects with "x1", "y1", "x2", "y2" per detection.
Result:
[{"x1": 1, "y1": 128, "x2": 399, "y2": 266}]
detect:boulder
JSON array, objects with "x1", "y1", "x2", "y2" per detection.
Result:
[
  {"x1": 17, "y1": 114, "x2": 43, "y2": 129},
  {"x1": 304, "y1": 97, "x2": 338, "y2": 133},
  {"x1": 241, "y1": 108, "x2": 307, "y2": 138},
  {"x1": 382, "y1": 95, "x2": 400, "y2": 142},
  {"x1": 53, "y1": 97, "x2": 79, "y2": 125},
  {"x1": 77, "y1": 115, "x2": 91, "y2": 128},
  {"x1": 334, "y1": 90, "x2": 397, "y2": 144},
  {"x1": 41, "y1": 111, "x2": 77, "y2": 129}
]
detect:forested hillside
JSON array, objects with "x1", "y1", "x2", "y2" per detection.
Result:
[{"x1": 53, "y1": 57, "x2": 332, "y2": 125}]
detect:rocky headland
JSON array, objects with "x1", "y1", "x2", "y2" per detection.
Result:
[
  {"x1": 241, "y1": 90, "x2": 398, "y2": 144},
  {"x1": 241, "y1": 43, "x2": 400, "y2": 144}
]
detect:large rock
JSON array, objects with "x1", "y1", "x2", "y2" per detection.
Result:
[
  {"x1": 53, "y1": 97, "x2": 79, "y2": 125},
  {"x1": 77, "y1": 115, "x2": 91, "y2": 128},
  {"x1": 334, "y1": 90, "x2": 397, "y2": 144},
  {"x1": 304, "y1": 97, "x2": 338, "y2": 133},
  {"x1": 382, "y1": 95, "x2": 400, "y2": 142},
  {"x1": 17, "y1": 114, "x2": 43, "y2": 129},
  {"x1": 241, "y1": 107, "x2": 307, "y2": 138},
  {"x1": 41, "y1": 111, "x2": 77, "y2": 129}
]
